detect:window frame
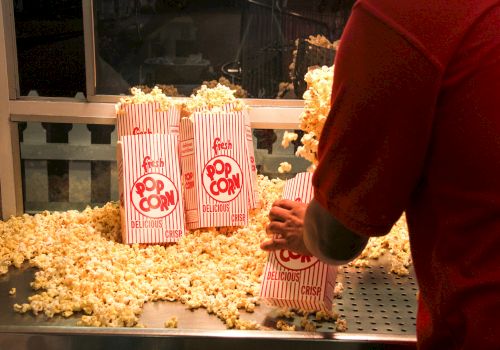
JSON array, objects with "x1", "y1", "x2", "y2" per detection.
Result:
[{"x1": 0, "y1": 0, "x2": 306, "y2": 218}]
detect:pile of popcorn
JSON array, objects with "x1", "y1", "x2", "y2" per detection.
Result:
[
  {"x1": 1, "y1": 176, "x2": 280, "y2": 329},
  {"x1": 116, "y1": 86, "x2": 176, "y2": 115},
  {"x1": 194, "y1": 77, "x2": 248, "y2": 99},
  {"x1": 1, "y1": 175, "x2": 412, "y2": 329},
  {"x1": 116, "y1": 83, "x2": 247, "y2": 121},
  {"x1": 305, "y1": 35, "x2": 339, "y2": 51},
  {"x1": 181, "y1": 83, "x2": 248, "y2": 118},
  {"x1": 282, "y1": 65, "x2": 334, "y2": 169},
  {"x1": 130, "y1": 85, "x2": 183, "y2": 97},
  {"x1": 350, "y1": 214, "x2": 412, "y2": 276},
  {"x1": 289, "y1": 35, "x2": 338, "y2": 85}
]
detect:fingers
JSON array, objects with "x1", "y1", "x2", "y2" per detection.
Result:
[
  {"x1": 272, "y1": 199, "x2": 299, "y2": 210},
  {"x1": 266, "y1": 221, "x2": 286, "y2": 236},
  {"x1": 268, "y1": 205, "x2": 290, "y2": 222},
  {"x1": 260, "y1": 237, "x2": 288, "y2": 251}
]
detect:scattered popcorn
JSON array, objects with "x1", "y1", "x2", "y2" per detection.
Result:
[
  {"x1": 164, "y1": 316, "x2": 178, "y2": 328},
  {"x1": 350, "y1": 214, "x2": 412, "y2": 276},
  {"x1": 8, "y1": 287, "x2": 16, "y2": 295},
  {"x1": 276, "y1": 320, "x2": 296, "y2": 331},
  {"x1": 277, "y1": 161, "x2": 292, "y2": 174},
  {"x1": 0, "y1": 173, "x2": 411, "y2": 330},
  {"x1": 333, "y1": 283, "x2": 344, "y2": 299},
  {"x1": 281, "y1": 131, "x2": 298, "y2": 149},
  {"x1": 275, "y1": 308, "x2": 296, "y2": 319},
  {"x1": 315, "y1": 310, "x2": 338, "y2": 322},
  {"x1": 300, "y1": 317, "x2": 317, "y2": 332},
  {"x1": 335, "y1": 318, "x2": 348, "y2": 332},
  {"x1": 1, "y1": 177, "x2": 284, "y2": 329}
]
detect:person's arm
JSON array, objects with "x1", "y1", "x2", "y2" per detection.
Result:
[
  {"x1": 261, "y1": 199, "x2": 369, "y2": 265},
  {"x1": 303, "y1": 199, "x2": 369, "y2": 265},
  {"x1": 312, "y1": 1, "x2": 441, "y2": 236}
]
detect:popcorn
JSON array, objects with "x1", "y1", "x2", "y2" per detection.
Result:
[
  {"x1": 1, "y1": 174, "x2": 410, "y2": 330},
  {"x1": 2, "y1": 177, "x2": 284, "y2": 329},
  {"x1": 194, "y1": 77, "x2": 248, "y2": 98},
  {"x1": 283, "y1": 65, "x2": 334, "y2": 169},
  {"x1": 350, "y1": 214, "x2": 412, "y2": 276},
  {"x1": 281, "y1": 131, "x2": 298, "y2": 149},
  {"x1": 181, "y1": 84, "x2": 247, "y2": 119},
  {"x1": 301, "y1": 317, "x2": 317, "y2": 332},
  {"x1": 9, "y1": 287, "x2": 16, "y2": 295},
  {"x1": 164, "y1": 316, "x2": 178, "y2": 328},
  {"x1": 277, "y1": 162, "x2": 292, "y2": 174},
  {"x1": 276, "y1": 320, "x2": 296, "y2": 331},
  {"x1": 116, "y1": 86, "x2": 176, "y2": 117},
  {"x1": 116, "y1": 88, "x2": 181, "y2": 137},
  {"x1": 335, "y1": 318, "x2": 348, "y2": 332},
  {"x1": 305, "y1": 35, "x2": 338, "y2": 50},
  {"x1": 275, "y1": 308, "x2": 295, "y2": 319}
]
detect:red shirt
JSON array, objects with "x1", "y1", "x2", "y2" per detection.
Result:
[{"x1": 313, "y1": 0, "x2": 500, "y2": 348}]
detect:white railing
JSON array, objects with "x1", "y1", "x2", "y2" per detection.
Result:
[
  {"x1": 19, "y1": 122, "x2": 309, "y2": 213},
  {"x1": 21, "y1": 123, "x2": 119, "y2": 212}
]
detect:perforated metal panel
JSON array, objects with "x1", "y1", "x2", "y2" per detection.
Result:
[
  {"x1": 1, "y1": 260, "x2": 418, "y2": 343},
  {"x1": 339, "y1": 265, "x2": 418, "y2": 334}
]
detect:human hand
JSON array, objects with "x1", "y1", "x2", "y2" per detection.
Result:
[{"x1": 260, "y1": 199, "x2": 312, "y2": 256}]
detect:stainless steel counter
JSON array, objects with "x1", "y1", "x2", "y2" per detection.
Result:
[{"x1": 0, "y1": 258, "x2": 417, "y2": 350}]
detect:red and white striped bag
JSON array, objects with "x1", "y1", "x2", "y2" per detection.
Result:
[
  {"x1": 179, "y1": 111, "x2": 249, "y2": 229},
  {"x1": 116, "y1": 102, "x2": 180, "y2": 137},
  {"x1": 220, "y1": 103, "x2": 259, "y2": 209},
  {"x1": 118, "y1": 134, "x2": 185, "y2": 244},
  {"x1": 260, "y1": 172, "x2": 338, "y2": 311}
]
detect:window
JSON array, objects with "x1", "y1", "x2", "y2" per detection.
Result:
[
  {"x1": 93, "y1": 0, "x2": 354, "y2": 98},
  {"x1": 13, "y1": 0, "x2": 86, "y2": 97}
]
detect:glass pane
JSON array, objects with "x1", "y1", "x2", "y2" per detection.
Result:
[
  {"x1": 93, "y1": 0, "x2": 355, "y2": 98},
  {"x1": 13, "y1": 0, "x2": 86, "y2": 98}
]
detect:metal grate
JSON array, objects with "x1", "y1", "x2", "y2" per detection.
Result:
[
  {"x1": 264, "y1": 261, "x2": 418, "y2": 337},
  {"x1": 1, "y1": 260, "x2": 418, "y2": 340},
  {"x1": 321, "y1": 264, "x2": 417, "y2": 335}
]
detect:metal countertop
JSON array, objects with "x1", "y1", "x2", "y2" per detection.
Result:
[{"x1": 0, "y1": 257, "x2": 417, "y2": 349}]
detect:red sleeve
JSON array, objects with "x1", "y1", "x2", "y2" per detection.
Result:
[{"x1": 312, "y1": 2, "x2": 442, "y2": 236}]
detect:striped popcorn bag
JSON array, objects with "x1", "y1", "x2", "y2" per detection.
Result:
[
  {"x1": 116, "y1": 102, "x2": 181, "y2": 137},
  {"x1": 118, "y1": 134, "x2": 185, "y2": 244},
  {"x1": 260, "y1": 172, "x2": 338, "y2": 311},
  {"x1": 220, "y1": 103, "x2": 259, "y2": 209},
  {"x1": 179, "y1": 110, "x2": 249, "y2": 229}
]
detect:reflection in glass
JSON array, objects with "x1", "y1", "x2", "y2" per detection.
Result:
[
  {"x1": 94, "y1": 0, "x2": 355, "y2": 98},
  {"x1": 13, "y1": 0, "x2": 86, "y2": 97}
]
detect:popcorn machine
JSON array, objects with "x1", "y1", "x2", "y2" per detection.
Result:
[{"x1": 0, "y1": 1, "x2": 417, "y2": 349}]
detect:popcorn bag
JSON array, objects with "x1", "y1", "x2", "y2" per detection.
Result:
[
  {"x1": 118, "y1": 134, "x2": 185, "y2": 244},
  {"x1": 260, "y1": 172, "x2": 337, "y2": 311},
  {"x1": 116, "y1": 102, "x2": 181, "y2": 137},
  {"x1": 180, "y1": 111, "x2": 249, "y2": 229},
  {"x1": 220, "y1": 103, "x2": 259, "y2": 209},
  {"x1": 243, "y1": 109, "x2": 259, "y2": 209}
]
